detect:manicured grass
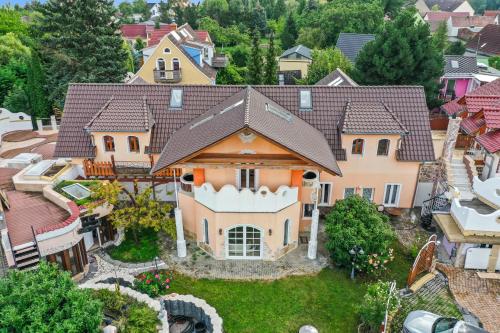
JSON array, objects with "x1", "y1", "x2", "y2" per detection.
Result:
[{"x1": 108, "y1": 229, "x2": 159, "y2": 263}]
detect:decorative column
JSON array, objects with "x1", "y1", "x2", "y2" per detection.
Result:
[
  {"x1": 175, "y1": 208, "x2": 187, "y2": 258},
  {"x1": 307, "y1": 180, "x2": 320, "y2": 260},
  {"x1": 441, "y1": 118, "x2": 462, "y2": 163}
]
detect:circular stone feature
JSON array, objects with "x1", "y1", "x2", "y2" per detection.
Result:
[{"x1": 299, "y1": 325, "x2": 319, "y2": 333}]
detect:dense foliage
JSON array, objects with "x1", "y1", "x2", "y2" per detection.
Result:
[
  {"x1": 359, "y1": 281, "x2": 400, "y2": 332},
  {"x1": 324, "y1": 195, "x2": 395, "y2": 275},
  {"x1": 0, "y1": 262, "x2": 102, "y2": 332},
  {"x1": 299, "y1": 48, "x2": 352, "y2": 85},
  {"x1": 134, "y1": 270, "x2": 173, "y2": 297},
  {"x1": 353, "y1": 9, "x2": 444, "y2": 107}
]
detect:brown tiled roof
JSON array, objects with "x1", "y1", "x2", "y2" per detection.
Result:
[
  {"x1": 475, "y1": 129, "x2": 500, "y2": 153},
  {"x1": 4, "y1": 191, "x2": 69, "y2": 246},
  {"x1": 465, "y1": 25, "x2": 500, "y2": 56},
  {"x1": 339, "y1": 101, "x2": 409, "y2": 135},
  {"x1": 460, "y1": 116, "x2": 485, "y2": 134},
  {"x1": 450, "y1": 16, "x2": 495, "y2": 28},
  {"x1": 152, "y1": 87, "x2": 341, "y2": 175},
  {"x1": 425, "y1": 11, "x2": 468, "y2": 21},
  {"x1": 85, "y1": 96, "x2": 154, "y2": 132},
  {"x1": 442, "y1": 98, "x2": 465, "y2": 115},
  {"x1": 0, "y1": 168, "x2": 19, "y2": 192},
  {"x1": 483, "y1": 10, "x2": 500, "y2": 17},
  {"x1": 483, "y1": 104, "x2": 500, "y2": 129},
  {"x1": 315, "y1": 68, "x2": 358, "y2": 86},
  {"x1": 54, "y1": 84, "x2": 435, "y2": 162}
]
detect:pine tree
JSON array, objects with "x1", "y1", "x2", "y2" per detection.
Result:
[
  {"x1": 247, "y1": 29, "x2": 263, "y2": 85},
  {"x1": 264, "y1": 33, "x2": 278, "y2": 84},
  {"x1": 26, "y1": 52, "x2": 50, "y2": 120},
  {"x1": 280, "y1": 13, "x2": 298, "y2": 50},
  {"x1": 38, "y1": 0, "x2": 128, "y2": 108}
]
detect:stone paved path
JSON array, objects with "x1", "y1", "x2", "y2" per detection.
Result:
[{"x1": 438, "y1": 263, "x2": 500, "y2": 333}]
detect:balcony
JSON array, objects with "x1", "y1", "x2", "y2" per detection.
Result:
[
  {"x1": 83, "y1": 159, "x2": 180, "y2": 178},
  {"x1": 193, "y1": 182, "x2": 298, "y2": 213},
  {"x1": 153, "y1": 69, "x2": 182, "y2": 83},
  {"x1": 472, "y1": 176, "x2": 500, "y2": 208},
  {"x1": 450, "y1": 198, "x2": 500, "y2": 236},
  {"x1": 211, "y1": 54, "x2": 228, "y2": 68}
]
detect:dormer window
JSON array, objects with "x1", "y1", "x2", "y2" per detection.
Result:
[
  {"x1": 103, "y1": 135, "x2": 115, "y2": 152},
  {"x1": 299, "y1": 90, "x2": 312, "y2": 110},
  {"x1": 352, "y1": 138, "x2": 364, "y2": 155},
  {"x1": 163, "y1": 48, "x2": 171, "y2": 54},
  {"x1": 170, "y1": 89, "x2": 183, "y2": 108}
]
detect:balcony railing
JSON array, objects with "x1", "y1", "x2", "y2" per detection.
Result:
[
  {"x1": 83, "y1": 158, "x2": 181, "y2": 178},
  {"x1": 450, "y1": 197, "x2": 500, "y2": 236},
  {"x1": 194, "y1": 182, "x2": 298, "y2": 213},
  {"x1": 211, "y1": 54, "x2": 228, "y2": 68},
  {"x1": 153, "y1": 69, "x2": 182, "y2": 83},
  {"x1": 472, "y1": 176, "x2": 500, "y2": 207}
]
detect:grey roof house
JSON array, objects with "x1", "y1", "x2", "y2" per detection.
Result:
[
  {"x1": 335, "y1": 33, "x2": 375, "y2": 64},
  {"x1": 315, "y1": 68, "x2": 358, "y2": 87}
]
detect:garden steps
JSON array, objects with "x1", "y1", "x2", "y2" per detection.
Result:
[{"x1": 409, "y1": 272, "x2": 436, "y2": 293}]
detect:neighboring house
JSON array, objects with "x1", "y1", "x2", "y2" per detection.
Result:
[
  {"x1": 440, "y1": 55, "x2": 479, "y2": 100},
  {"x1": 54, "y1": 84, "x2": 434, "y2": 261},
  {"x1": 446, "y1": 15, "x2": 496, "y2": 41},
  {"x1": 335, "y1": 33, "x2": 375, "y2": 64},
  {"x1": 423, "y1": 11, "x2": 469, "y2": 33},
  {"x1": 277, "y1": 45, "x2": 312, "y2": 85},
  {"x1": 315, "y1": 68, "x2": 358, "y2": 86},
  {"x1": 465, "y1": 24, "x2": 500, "y2": 64},
  {"x1": 418, "y1": 0, "x2": 475, "y2": 15},
  {"x1": 131, "y1": 23, "x2": 227, "y2": 85},
  {"x1": 148, "y1": 3, "x2": 161, "y2": 19},
  {"x1": 432, "y1": 79, "x2": 500, "y2": 272},
  {"x1": 120, "y1": 22, "x2": 175, "y2": 45}
]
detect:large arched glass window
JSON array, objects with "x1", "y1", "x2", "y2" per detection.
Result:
[
  {"x1": 377, "y1": 139, "x2": 390, "y2": 156},
  {"x1": 103, "y1": 135, "x2": 115, "y2": 152},
  {"x1": 172, "y1": 58, "x2": 180, "y2": 70},
  {"x1": 283, "y1": 219, "x2": 290, "y2": 246},
  {"x1": 128, "y1": 136, "x2": 140, "y2": 153},
  {"x1": 352, "y1": 138, "x2": 364, "y2": 155},
  {"x1": 227, "y1": 226, "x2": 261, "y2": 258},
  {"x1": 156, "y1": 58, "x2": 165, "y2": 70}
]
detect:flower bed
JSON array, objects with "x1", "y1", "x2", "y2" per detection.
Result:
[
  {"x1": 54, "y1": 180, "x2": 100, "y2": 206},
  {"x1": 134, "y1": 270, "x2": 174, "y2": 297}
]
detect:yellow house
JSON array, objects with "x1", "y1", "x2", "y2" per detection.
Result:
[
  {"x1": 55, "y1": 84, "x2": 434, "y2": 261},
  {"x1": 131, "y1": 24, "x2": 227, "y2": 85},
  {"x1": 278, "y1": 45, "x2": 312, "y2": 85}
]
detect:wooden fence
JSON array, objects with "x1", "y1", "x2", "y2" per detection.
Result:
[{"x1": 407, "y1": 234, "x2": 437, "y2": 287}]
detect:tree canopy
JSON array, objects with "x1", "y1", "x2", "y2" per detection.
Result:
[{"x1": 299, "y1": 48, "x2": 352, "y2": 85}]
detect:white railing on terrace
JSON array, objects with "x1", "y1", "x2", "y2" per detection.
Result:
[
  {"x1": 451, "y1": 198, "x2": 500, "y2": 235},
  {"x1": 473, "y1": 176, "x2": 500, "y2": 208},
  {"x1": 194, "y1": 183, "x2": 298, "y2": 213}
]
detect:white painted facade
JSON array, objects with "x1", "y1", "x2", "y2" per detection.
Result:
[
  {"x1": 0, "y1": 108, "x2": 32, "y2": 145},
  {"x1": 194, "y1": 183, "x2": 299, "y2": 213},
  {"x1": 473, "y1": 176, "x2": 500, "y2": 207},
  {"x1": 453, "y1": 1, "x2": 474, "y2": 15}
]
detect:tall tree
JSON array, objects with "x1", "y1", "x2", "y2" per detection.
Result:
[
  {"x1": 300, "y1": 48, "x2": 352, "y2": 85},
  {"x1": 445, "y1": 41, "x2": 466, "y2": 55},
  {"x1": 250, "y1": 1, "x2": 267, "y2": 34},
  {"x1": 247, "y1": 29, "x2": 264, "y2": 85},
  {"x1": 381, "y1": 0, "x2": 404, "y2": 17},
  {"x1": 280, "y1": 12, "x2": 298, "y2": 50},
  {"x1": 202, "y1": 0, "x2": 229, "y2": 25},
  {"x1": 264, "y1": 33, "x2": 278, "y2": 84},
  {"x1": 272, "y1": 0, "x2": 286, "y2": 19},
  {"x1": 132, "y1": 0, "x2": 150, "y2": 20},
  {"x1": 37, "y1": 0, "x2": 128, "y2": 108},
  {"x1": 26, "y1": 52, "x2": 50, "y2": 120},
  {"x1": 432, "y1": 21, "x2": 448, "y2": 52},
  {"x1": 353, "y1": 9, "x2": 444, "y2": 107}
]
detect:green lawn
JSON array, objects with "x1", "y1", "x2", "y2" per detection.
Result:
[
  {"x1": 168, "y1": 269, "x2": 367, "y2": 333},
  {"x1": 108, "y1": 229, "x2": 159, "y2": 263}
]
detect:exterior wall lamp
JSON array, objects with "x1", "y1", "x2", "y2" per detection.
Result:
[
  {"x1": 218, "y1": 228, "x2": 222, "y2": 235},
  {"x1": 268, "y1": 229, "x2": 272, "y2": 236}
]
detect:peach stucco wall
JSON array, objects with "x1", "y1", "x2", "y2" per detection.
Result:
[
  {"x1": 202, "y1": 133, "x2": 290, "y2": 155},
  {"x1": 91, "y1": 132, "x2": 152, "y2": 163}
]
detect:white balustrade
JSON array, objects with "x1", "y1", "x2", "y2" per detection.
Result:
[
  {"x1": 194, "y1": 183, "x2": 298, "y2": 213},
  {"x1": 473, "y1": 176, "x2": 500, "y2": 207},
  {"x1": 451, "y1": 198, "x2": 500, "y2": 235}
]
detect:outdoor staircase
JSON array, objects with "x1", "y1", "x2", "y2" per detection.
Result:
[
  {"x1": 447, "y1": 158, "x2": 474, "y2": 201},
  {"x1": 13, "y1": 244, "x2": 40, "y2": 270}
]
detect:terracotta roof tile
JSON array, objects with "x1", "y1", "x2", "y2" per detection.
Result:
[
  {"x1": 460, "y1": 116, "x2": 485, "y2": 134},
  {"x1": 54, "y1": 84, "x2": 435, "y2": 162},
  {"x1": 442, "y1": 98, "x2": 465, "y2": 115},
  {"x1": 450, "y1": 16, "x2": 495, "y2": 28},
  {"x1": 475, "y1": 129, "x2": 500, "y2": 153},
  {"x1": 147, "y1": 24, "x2": 178, "y2": 47},
  {"x1": 483, "y1": 10, "x2": 500, "y2": 17},
  {"x1": 425, "y1": 11, "x2": 468, "y2": 21},
  {"x1": 120, "y1": 24, "x2": 147, "y2": 39},
  {"x1": 483, "y1": 106, "x2": 500, "y2": 129}
]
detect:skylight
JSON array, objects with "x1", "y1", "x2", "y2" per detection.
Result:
[
  {"x1": 328, "y1": 77, "x2": 344, "y2": 86},
  {"x1": 220, "y1": 100, "x2": 244, "y2": 114},
  {"x1": 451, "y1": 60, "x2": 459, "y2": 68},
  {"x1": 171, "y1": 31, "x2": 181, "y2": 41},
  {"x1": 190, "y1": 115, "x2": 214, "y2": 129},
  {"x1": 299, "y1": 90, "x2": 312, "y2": 109},
  {"x1": 266, "y1": 103, "x2": 292, "y2": 122},
  {"x1": 170, "y1": 89, "x2": 183, "y2": 108}
]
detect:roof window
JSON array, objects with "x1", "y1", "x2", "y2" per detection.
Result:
[
  {"x1": 299, "y1": 90, "x2": 312, "y2": 110},
  {"x1": 170, "y1": 89, "x2": 183, "y2": 108},
  {"x1": 266, "y1": 103, "x2": 292, "y2": 122},
  {"x1": 220, "y1": 100, "x2": 244, "y2": 114},
  {"x1": 451, "y1": 60, "x2": 459, "y2": 68},
  {"x1": 190, "y1": 115, "x2": 214, "y2": 129},
  {"x1": 171, "y1": 31, "x2": 181, "y2": 41},
  {"x1": 328, "y1": 77, "x2": 344, "y2": 86}
]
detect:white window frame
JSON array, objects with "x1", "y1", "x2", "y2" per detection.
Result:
[
  {"x1": 361, "y1": 187, "x2": 374, "y2": 202},
  {"x1": 202, "y1": 218, "x2": 209, "y2": 244},
  {"x1": 163, "y1": 48, "x2": 171, "y2": 54},
  {"x1": 319, "y1": 182, "x2": 332, "y2": 206},
  {"x1": 172, "y1": 58, "x2": 181, "y2": 70},
  {"x1": 236, "y1": 168, "x2": 259, "y2": 190},
  {"x1": 225, "y1": 225, "x2": 263, "y2": 260},
  {"x1": 283, "y1": 219, "x2": 291, "y2": 246},
  {"x1": 383, "y1": 183, "x2": 402, "y2": 207},
  {"x1": 170, "y1": 89, "x2": 183, "y2": 108},
  {"x1": 343, "y1": 187, "x2": 355, "y2": 199},
  {"x1": 302, "y1": 203, "x2": 314, "y2": 219},
  {"x1": 299, "y1": 89, "x2": 312, "y2": 109}
]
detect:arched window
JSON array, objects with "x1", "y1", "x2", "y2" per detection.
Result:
[
  {"x1": 156, "y1": 58, "x2": 165, "y2": 70},
  {"x1": 163, "y1": 48, "x2": 171, "y2": 54},
  {"x1": 283, "y1": 219, "x2": 290, "y2": 246},
  {"x1": 352, "y1": 138, "x2": 364, "y2": 155},
  {"x1": 377, "y1": 139, "x2": 390, "y2": 156},
  {"x1": 203, "y1": 218, "x2": 209, "y2": 244},
  {"x1": 128, "y1": 136, "x2": 140, "y2": 153},
  {"x1": 103, "y1": 135, "x2": 115, "y2": 152},
  {"x1": 172, "y1": 58, "x2": 180, "y2": 70}
]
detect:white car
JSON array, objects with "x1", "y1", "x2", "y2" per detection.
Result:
[{"x1": 403, "y1": 311, "x2": 488, "y2": 333}]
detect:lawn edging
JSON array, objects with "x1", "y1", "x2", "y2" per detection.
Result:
[{"x1": 97, "y1": 249, "x2": 167, "y2": 271}]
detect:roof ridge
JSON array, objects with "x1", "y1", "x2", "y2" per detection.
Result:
[
  {"x1": 244, "y1": 86, "x2": 251, "y2": 126},
  {"x1": 381, "y1": 101, "x2": 410, "y2": 134},
  {"x1": 84, "y1": 96, "x2": 114, "y2": 130}
]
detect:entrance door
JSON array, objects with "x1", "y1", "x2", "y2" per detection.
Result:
[{"x1": 227, "y1": 226, "x2": 262, "y2": 259}]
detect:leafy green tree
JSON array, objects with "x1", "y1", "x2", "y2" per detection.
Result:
[
  {"x1": 324, "y1": 195, "x2": 395, "y2": 272},
  {"x1": 37, "y1": 0, "x2": 128, "y2": 109},
  {"x1": 489, "y1": 56, "x2": 500, "y2": 70},
  {"x1": 87, "y1": 181, "x2": 176, "y2": 244},
  {"x1": 297, "y1": 27, "x2": 324, "y2": 49},
  {"x1": 381, "y1": 0, "x2": 404, "y2": 17},
  {"x1": 26, "y1": 52, "x2": 50, "y2": 119},
  {"x1": 272, "y1": 0, "x2": 286, "y2": 19},
  {"x1": 359, "y1": 281, "x2": 400, "y2": 332},
  {"x1": 250, "y1": 1, "x2": 267, "y2": 34},
  {"x1": 229, "y1": 44, "x2": 251, "y2": 67},
  {"x1": 300, "y1": 48, "x2": 352, "y2": 85},
  {"x1": 264, "y1": 33, "x2": 278, "y2": 84},
  {"x1": 216, "y1": 64, "x2": 247, "y2": 84},
  {"x1": 123, "y1": 41, "x2": 135, "y2": 73},
  {"x1": 445, "y1": 41, "x2": 466, "y2": 55},
  {"x1": 181, "y1": 4, "x2": 201, "y2": 28},
  {"x1": 0, "y1": 32, "x2": 30, "y2": 65},
  {"x1": 353, "y1": 9, "x2": 444, "y2": 107},
  {"x1": 132, "y1": 0, "x2": 150, "y2": 20},
  {"x1": 228, "y1": 0, "x2": 245, "y2": 23},
  {"x1": 0, "y1": 8, "x2": 28, "y2": 36},
  {"x1": 118, "y1": 1, "x2": 134, "y2": 17},
  {"x1": 247, "y1": 29, "x2": 264, "y2": 84},
  {"x1": 3, "y1": 83, "x2": 30, "y2": 115},
  {"x1": 0, "y1": 262, "x2": 102, "y2": 332},
  {"x1": 280, "y1": 12, "x2": 298, "y2": 50},
  {"x1": 202, "y1": 0, "x2": 229, "y2": 25},
  {"x1": 159, "y1": 0, "x2": 172, "y2": 23},
  {"x1": 432, "y1": 21, "x2": 448, "y2": 52}
]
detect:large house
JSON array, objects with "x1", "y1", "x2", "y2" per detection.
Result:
[
  {"x1": 439, "y1": 55, "x2": 479, "y2": 100},
  {"x1": 54, "y1": 83, "x2": 434, "y2": 260},
  {"x1": 414, "y1": 0, "x2": 474, "y2": 16},
  {"x1": 465, "y1": 24, "x2": 500, "y2": 65},
  {"x1": 129, "y1": 23, "x2": 226, "y2": 85}
]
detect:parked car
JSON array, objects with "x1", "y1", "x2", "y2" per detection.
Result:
[{"x1": 403, "y1": 311, "x2": 488, "y2": 333}]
